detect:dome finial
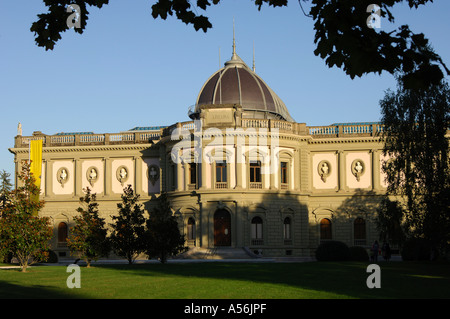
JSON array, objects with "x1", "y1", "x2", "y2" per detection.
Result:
[
  {"x1": 253, "y1": 41, "x2": 256, "y2": 72},
  {"x1": 224, "y1": 19, "x2": 246, "y2": 67},
  {"x1": 232, "y1": 17, "x2": 237, "y2": 59}
]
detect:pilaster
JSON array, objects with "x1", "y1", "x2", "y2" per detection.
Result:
[
  {"x1": 103, "y1": 157, "x2": 112, "y2": 197},
  {"x1": 338, "y1": 150, "x2": 347, "y2": 192},
  {"x1": 74, "y1": 158, "x2": 82, "y2": 197},
  {"x1": 135, "y1": 156, "x2": 143, "y2": 195},
  {"x1": 371, "y1": 149, "x2": 381, "y2": 191}
]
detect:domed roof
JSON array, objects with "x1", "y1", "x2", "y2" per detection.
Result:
[{"x1": 193, "y1": 46, "x2": 294, "y2": 122}]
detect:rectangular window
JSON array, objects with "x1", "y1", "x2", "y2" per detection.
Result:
[
  {"x1": 251, "y1": 217, "x2": 264, "y2": 245},
  {"x1": 250, "y1": 161, "x2": 261, "y2": 183},
  {"x1": 189, "y1": 163, "x2": 197, "y2": 185},
  {"x1": 216, "y1": 162, "x2": 227, "y2": 183}
]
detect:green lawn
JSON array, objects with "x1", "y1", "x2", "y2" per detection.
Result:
[{"x1": 0, "y1": 261, "x2": 449, "y2": 299}]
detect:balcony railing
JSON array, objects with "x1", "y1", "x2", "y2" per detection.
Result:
[
  {"x1": 15, "y1": 130, "x2": 163, "y2": 148},
  {"x1": 249, "y1": 182, "x2": 262, "y2": 189},
  {"x1": 215, "y1": 182, "x2": 228, "y2": 189},
  {"x1": 14, "y1": 120, "x2": 386, "y2": 149},
  {"x1": 308, "y1": 123, "x2": 384, "y2": 137}
]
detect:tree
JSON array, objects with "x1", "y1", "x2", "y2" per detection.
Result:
[
  {"x1": 144, "y1": 193, "x2": 186, "y2": 263},
  {"x1": 0, "y1": 170, "x2": 12, "y2": 196},
  {"x1": 109, "y1": 185, "x2": 146, "y2": 264},
  {"x1": 380, "y1": 78, "x2": 450, "y2": 258},
  {"x1": 0, "y1": 163, "x2": 52, "y2": 272},
  {"x1": 308, "y1": 0, "x2": 448, "y2": 89},
  {"x1": 31, "y1": 0, "x2": 448, "y2": 88},
  {"x1": 0, "y1": 170, "x2": 13, "y2": 211},
  {"x1": 376, "y1": 196, "x2": 407, "y2": 248},
  {"x1": 67, "y1": 187, "x2": 109, "y2": 267}
]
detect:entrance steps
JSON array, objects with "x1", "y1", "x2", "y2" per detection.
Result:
[{"x1": 176, "y1": 247, "x2": 255, "y2": 260}]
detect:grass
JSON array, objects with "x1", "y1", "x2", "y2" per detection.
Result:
[{"x1": 0, "y1": 261, "x2": 449, "y2": 299}]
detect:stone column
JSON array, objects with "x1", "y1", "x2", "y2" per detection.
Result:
[
  {"x1": 184, "y1": 161, "x2": 190, "y2": 191},
  {"x1": 200, "y1": 153, "x2": 207, "y2": 190},
  {"x1": 177, "y1": 159, "x2": 183, "y2": 192},
  {"x1": 211, "y1": 159, "x2": 215, "y2": 190},
  {"x1": 270, "y1": 145, "x2": 276, "y2": 189},
  {"x1": 235, "y1": 145, "x2": 243, "y2": 189},
  {"x1": 226, "y1": 160, "x2": 231, "y2": 189}
]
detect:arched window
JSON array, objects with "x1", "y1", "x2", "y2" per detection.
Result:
[
  {"x1": 283, "y1": 217, "x2": 292, "y2": 244},
  {"x1": 58, "y1": 222, "x2": 68, "y2": 246},
  {"x1": 354, "y1": 217, "x2": 366, "y2": 245},
  {"x1": 187, "y1": 217, "x2": 196, "y2": 242},
  {"x1": 251, "y1": 217, "x2": 263, "y2": 245},
  {"x1": 320, "y1": 218, "x2": 332, "y2": 241}
]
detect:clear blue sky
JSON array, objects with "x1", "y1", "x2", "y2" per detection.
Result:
[{"x1": 1, "y1": 0, "x2": 449, "y2": 179}]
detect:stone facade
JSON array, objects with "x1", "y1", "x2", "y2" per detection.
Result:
[
  {"x1": 9, "y1": 107, "x2": 387, "y2": 258},
  {"x1": 9, "y1": 49, "x2": 389, "y2": 259}
]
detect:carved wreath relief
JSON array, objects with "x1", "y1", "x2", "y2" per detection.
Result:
[
  {"x1": 318, "y1": 160, "x2": 331, "y2": 182},
  {"x1": 57, "y1": 167, "x2": 69, "y2": 187},
  {"x1": 86, "y1": 167, "x2": 98, "y2": 187},
  {"x1": 351, "y1": 159, "x2": 365, "y2": 181},
  {"x1": 116, "y1": 166, "x2": 128, "y2": 186}
]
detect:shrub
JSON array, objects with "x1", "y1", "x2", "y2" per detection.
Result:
[
  {"x1": 315, "y1": 240, "x2": 350, "y2": 261},
  {"x1": 349, "y1": 246, "x2": 369, "y2": 261},
  {"x1": 401, "y1": 238, "x2": 431, "y2": 261}
]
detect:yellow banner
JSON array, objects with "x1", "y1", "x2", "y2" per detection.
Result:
[{"x1": 29, "y1": 139, "x2": 43, "y2": 200}]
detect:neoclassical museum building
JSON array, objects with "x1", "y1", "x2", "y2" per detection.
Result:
[{"x1": 9, "y1": 42, "x2": 389, "y2": 259}]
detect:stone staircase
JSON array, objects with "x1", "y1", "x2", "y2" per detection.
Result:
[{"x1": 176, "y1": 247, "x2": 256, "y2": 260}]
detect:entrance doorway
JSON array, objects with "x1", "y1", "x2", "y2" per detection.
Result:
[{"x1": 214, "y1": 209, "x2": 231, "y2": 246}]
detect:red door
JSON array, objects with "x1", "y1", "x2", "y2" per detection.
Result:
[{"x1": 214, "y1": 209, "x2": 231, "y2": 246}]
